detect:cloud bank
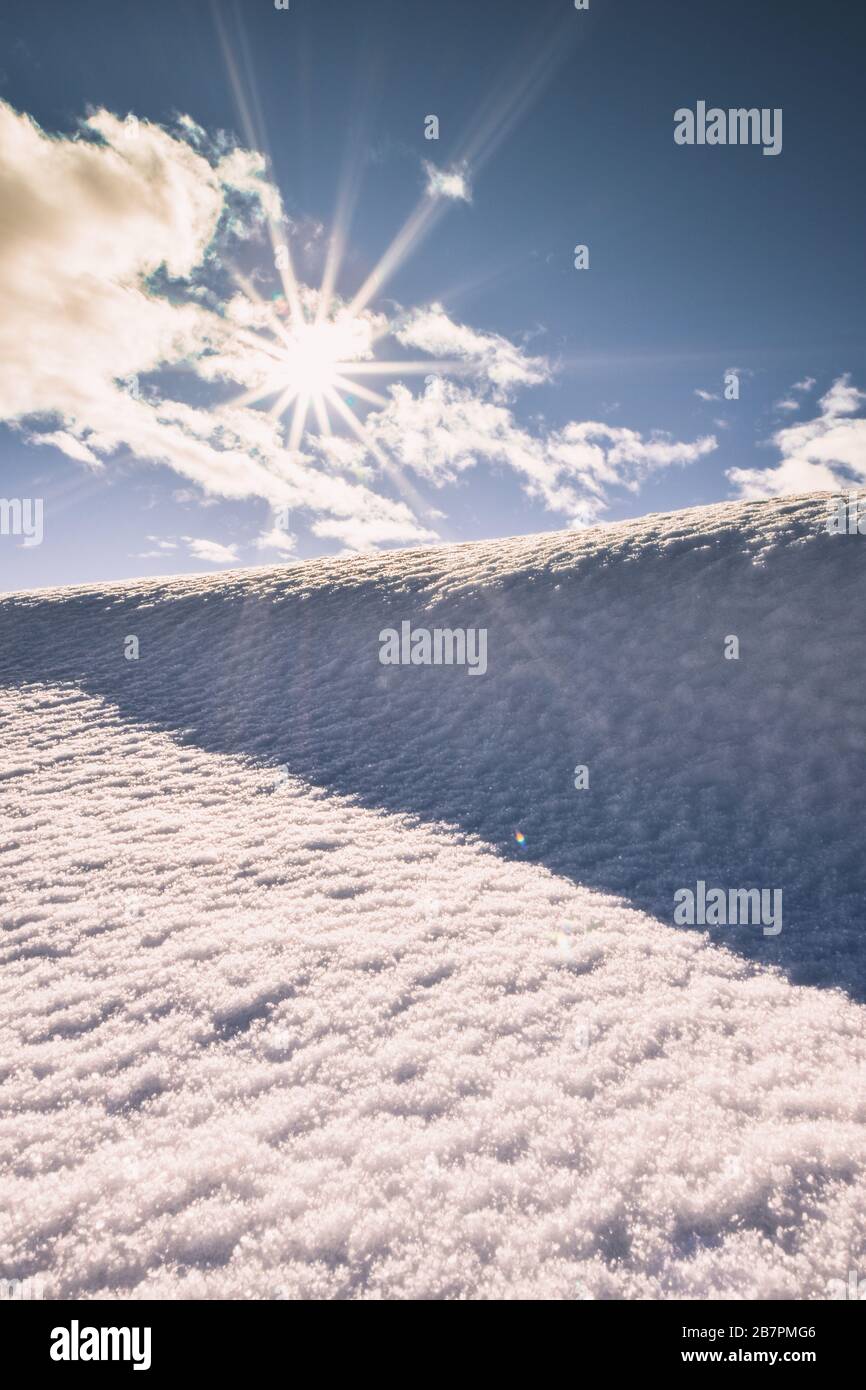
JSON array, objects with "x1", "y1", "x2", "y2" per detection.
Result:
[{"x1": 0, "y1": 101, "x2": 720, "y2": 552}]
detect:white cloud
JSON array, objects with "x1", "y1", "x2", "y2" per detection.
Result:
[
  {"x1": 0, "y1": 101, "x2": 433, "y2": 552},
  {"x1": 774, "y1": 376, "x2": 818, "y2": 414},
  {"x1": 423, "y1": 161, "x2": 472, "y2": 202},
  {"x1": 173, "y1": 489, "x2": 218, "y2": 507},
  {"x1": 366, "y1": 378, "x2": 716, "y2": 526},
  {"x1": 728, "y1": 374, "x2": 866, "y2": 499},
  {"x1": 313, "y1": 435, "x2": 371, "y2": 476},
  {"x1": 183, "y1": 537, "x2": 240, "y2": 565},
  {"x1": 818, "y1": 375, "x2": 866, "y2": 417},
  {"x1": 694, "y1": 389, "x2": 719, "y2": 402},
  {"x1": 395, "y1": 304, "x2": 549, "y2": 397},
  {"x1": 27, "y1": 430, "x2": 103, "y2": 468},
  {"x1": 255, "y1": 525, "x2": 297, "y2": 555}
]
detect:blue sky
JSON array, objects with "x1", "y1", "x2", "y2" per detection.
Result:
[{"x1": 1, "y1": 0, "x2": 865, "y2": 588}]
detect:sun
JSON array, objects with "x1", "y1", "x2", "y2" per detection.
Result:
[
  {"x1": 252, "y1": 296, "x2": 399, "y2": 453},
  {"x1": 229, "y1": 278, "x2": 459, "y2": 460},
  {"x1": 276, "y1": 318, "x2": 360, "y2": 398},
  {"x1": 223, "y1": 180, "x2": 467, "y2": 463},
  {"x1": 211, "y1": 0, "x2": 565, "y2": 476}
]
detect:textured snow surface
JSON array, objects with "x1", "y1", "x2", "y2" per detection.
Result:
[{"x1": 1, "y1": 492, "x2": 865, "y2": 1300}]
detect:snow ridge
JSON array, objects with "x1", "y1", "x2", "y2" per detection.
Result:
[{"x1": 1, "y1": 492, "x2": 865, "y2": 1299}]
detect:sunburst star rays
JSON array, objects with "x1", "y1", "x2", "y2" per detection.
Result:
[{"x1": 222, "y1": 281, "x2": 462, "y2": 459}]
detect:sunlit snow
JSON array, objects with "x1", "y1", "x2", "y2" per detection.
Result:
[{"x1": 1, "y1": 492, "x2": 864, "y2": 1299}]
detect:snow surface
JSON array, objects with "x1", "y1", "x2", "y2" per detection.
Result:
[{"x1": 1, "y1": 492, "x2": 865, "y2": 1299}]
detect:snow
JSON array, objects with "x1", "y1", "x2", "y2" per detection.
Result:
[{"x1": 1, "y1": 491, "x2": 865, "y2": 1300}]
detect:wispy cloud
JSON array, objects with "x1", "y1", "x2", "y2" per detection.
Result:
[
  {"x1": 423, "y1": 160, "x2": 472, "y2": 202},
  {"x1": 366, "y1": 378, "x2": 716, "y2": 527},
  {"x1": 774, "y1": 375, "x2": 818, "y2": 414},
  {"x1": 28, "y1": 430, "x2": 103, "y2": 467},
  {"x1": 395, "y1": 303, "x2": 549, "y2": 397}
]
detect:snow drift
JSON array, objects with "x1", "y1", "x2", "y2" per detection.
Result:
[{"x1": 1, "y1": 491, "x2": 865, "y2": 1299}]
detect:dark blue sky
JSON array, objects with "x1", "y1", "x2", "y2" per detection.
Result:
[{"x1": 2, "y1": 0, "x2": 865, "y2": 587}]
